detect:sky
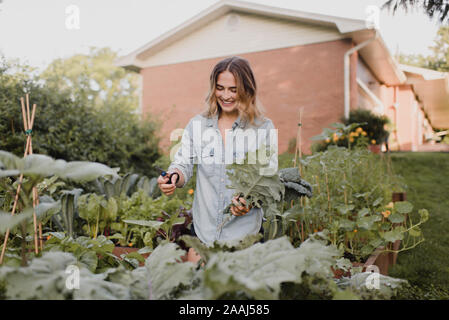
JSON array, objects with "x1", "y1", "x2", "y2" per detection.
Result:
[{"x1": 0, "y1": 0, "x2": 443, "y2": 72}]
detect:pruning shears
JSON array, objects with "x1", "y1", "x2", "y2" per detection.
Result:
[{"x1": 155, "y1": 166, "x2": 180, "y2": 185}]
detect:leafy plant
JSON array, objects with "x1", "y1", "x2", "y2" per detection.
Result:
[
  {"x1": 0, "y1": 150, "x2": 119, "y2": 265},
  {"x1": 219, "y1": 146, "x2": 285, "y2": 238},
  {"x1": 343, "y1": 109, "x2": 390, "y2": 145},
  {"x1": 0, "y1": 251, "x2": 141, "y2": 299},
  {"x1": 77, "y1": 193, "x2": 118, "y2": 239},
  {"x1": 43, "y1": 232, "x2": 121, "y2": 273},
  {"x1": 145, "y1": 234, "x2": 409, "y2": 300},
  {"x1": 291, "y1": 146, "x2": 427, "y2": 262}
]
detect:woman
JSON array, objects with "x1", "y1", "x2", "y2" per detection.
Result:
[{"x1": 157, "y1": 56, "x2": 278, "y2": 259}]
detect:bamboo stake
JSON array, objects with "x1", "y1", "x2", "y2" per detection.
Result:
[
  {"x1": 24, "y1": 95, "x2": 39, "y2": 255},
  {"x1": 0, "y1": 95, "x2": 39, "y2": 264}
]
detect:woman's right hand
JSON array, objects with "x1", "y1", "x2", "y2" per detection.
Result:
[{"x1": 157, "y1": 172, "x2": 178, "y2": 196}]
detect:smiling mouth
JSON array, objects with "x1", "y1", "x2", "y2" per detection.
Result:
[{"x1": 220, "y1": 100, "x2": 235, "y2": 106}]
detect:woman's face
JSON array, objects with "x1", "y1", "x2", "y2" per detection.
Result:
[{"x1": 215, "y1": 70, "x2": 239, "y2": 114}]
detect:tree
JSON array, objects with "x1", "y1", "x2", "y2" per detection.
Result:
[
  {"x1": 382, "y1": 0, "x2": 449, "y2": 24},
  {"x1": 399, "y1": 25, "x2": 449, "y2": 72},
  {"x1": 40, "y1": 47, "x2": 139, "y2": 112},
  {"x1": 0, "y1": 56, "x2": 161, "y2": 177}
]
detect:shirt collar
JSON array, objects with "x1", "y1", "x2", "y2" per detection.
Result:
[{"x1": 206, "y1": 112, "x2": 247, "y2": 130}]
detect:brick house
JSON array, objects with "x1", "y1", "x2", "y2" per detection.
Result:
[{"x1": 116, "y1": 0, "x2": 449, "y2": 154}]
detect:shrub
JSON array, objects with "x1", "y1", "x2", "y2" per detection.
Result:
[
  {"x1": 341, "y1": 109, "x2": 390, "y2": 145},
  {"x1": 0, "y1": 57, "x2": 161, "y2": 177}
]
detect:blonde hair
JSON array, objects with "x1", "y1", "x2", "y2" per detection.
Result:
[{"x1": 203, "y1": 56, "x2": 265, "y2": 126}]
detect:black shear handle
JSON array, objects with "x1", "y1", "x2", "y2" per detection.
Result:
[{"x1": 167, "y1": 171, "x2": 180, "y2": 185}]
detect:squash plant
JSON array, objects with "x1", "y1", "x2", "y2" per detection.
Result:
[
  {"x1": 0, "y1": 150, "x2": 119, "y2": 265},
  {"x1": 293, "y1": 146, "x2": 427, "y2": 262}
]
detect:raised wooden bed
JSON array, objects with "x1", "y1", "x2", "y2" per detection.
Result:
[
  {"x1": 333, "y1": 192, "x2": 407, "y2": 279},
  {"x1": 112, "y1": 247, "x2": 150, "y2": 266}
]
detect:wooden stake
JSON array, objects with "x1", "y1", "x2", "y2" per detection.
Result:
[{"x1": 0, "y1": 95, "x2": 39, "y2": 265}]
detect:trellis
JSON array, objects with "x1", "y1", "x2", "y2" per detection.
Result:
[{"x1": 0, "y1": 94, "x2": 42, "y2": 264}]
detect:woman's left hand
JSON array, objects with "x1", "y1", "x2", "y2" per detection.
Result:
[{"x1": 230, "y1": 196, "x2": 252, "y2": 216}]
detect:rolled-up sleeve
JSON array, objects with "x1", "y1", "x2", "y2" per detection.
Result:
[{"x1": 167, "y1": 118, "x2": 197, "y2": 188}]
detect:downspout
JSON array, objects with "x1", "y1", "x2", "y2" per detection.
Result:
[{"x1": 344, "y1": 29, "x2": 379, "y2": 120}]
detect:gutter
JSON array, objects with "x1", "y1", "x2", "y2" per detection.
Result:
[{"x1": 344, "y1": 29, "x2": 379, "y2": 120}]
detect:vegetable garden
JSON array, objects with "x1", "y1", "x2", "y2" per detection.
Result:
[{"x1": 0, "y1": 99, "x2": 435, "y2": 299}]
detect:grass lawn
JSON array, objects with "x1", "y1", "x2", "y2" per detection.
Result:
[{"x1": 387, "y1": 152, "x2": 449, "y2": 299}]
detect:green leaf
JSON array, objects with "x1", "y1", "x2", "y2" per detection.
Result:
[
  {"x1": 0, "y1": 209, "x2": 34, "y2": 234},
  {"x1": 339, "y1": 219, "x2": 356, "y2": 231},
  {"x1": 357, "y1": 208, "x2": 370, "y2": 217},
  {"x1": 382, "y1": 229, "x2": 404, "y2": 242},
  {"x1": 79, "y1": 250, "x2": 98, "y2": 272},
  {"x1": 394, "y1": 201, "x2": 413, "y2": 214},
  {"x1": 388, "y1": 213, "x2": 405, "y2": 224},
  {"x1": 123, "y1": 219, "x2": 164, "y2": 230},
  {"x1": 357, "y1": 215, "x2": 381, "y2": 230},
  {"x1": 408, "y1": 226, "x2": 422, "y2": 237},
  {"x1": 418, "y1": 209, "x2": 429, "y2": 223},
  {"x1": 373, "y1": 197, "x2": 383, "y2": 207},
  {"x1": 336, "y1": 204, "x2": 355, "y2": 215}
]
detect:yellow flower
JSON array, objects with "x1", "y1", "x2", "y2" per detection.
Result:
[
  {"x1": 356, "y1": 127, "x2": 363, "y2": 133},
  {"x1": 371, "y1": 139, "x2": 376, "y2": 145},
  {"x1": 353, "y1": 229, "x2": 358, "y2": 233},
  {"x1": 188, "y1": 189, "x2": 194, "y2": 195},
  {"x1": 382, "y1": 210, "x2": 391, "y2": 218},
  {"x1": 128, "y1": 242, "x2": 133, "y2": 247},
  {"x1": 314, "y1": 229, "x2": 318, "y2": 233},
  {"x1": 354, "y1": 132, "x2": 359, "y2": 137},
  {"x1": 47, "y1": 235, "x2": 52, "y2": 241},
  {"x1": 333, "y1": 133, "x2": 339, "y2": 142},
  {"x1": 361, "y1": 131, "x2": 367, "y2": 136},
  {"x1": 325, "y1": 138, "x2": 331, "y2": 143},
  {"x1": 349, "y1": 137, "x2": 354, "y2": 143}
]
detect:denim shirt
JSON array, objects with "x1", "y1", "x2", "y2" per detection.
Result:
[{"x1": 168, "y1": 112, "x2": 278, "y2": 245}]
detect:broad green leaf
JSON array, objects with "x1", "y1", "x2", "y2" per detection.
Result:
[
  {"x1": 357, "y1": 215, "x2": 381, "y2": 230},
  {"x1": 123, "y1": 219, "x2": 163, "y2": 229},
  {"x1": 382, "y1": 229, "x2": 404, "y2": 242},
  {"x1": 373, "y1": 197, "x2": 383, "y2": 207},
  {"x1": 145, "y1": 242, "x2": 197, "y2": 300},
  {"x1": 394, "y1": 201, "x2": 413, "y2": 214},
  {"x1": 0, "y1": 209, "x2": 34, "y2": 234},
  {"x1": 408, "y1": 226, "x2": 422, "y2": 237},
  {"x1": 369, "y1": 238, "x2": 383, "y2": 248},
  {"x1": 0, "y1": 150, "x2": 119, "y2": 182},
  {"x1": 339, "y1": 219, "x2": 356, "y2": 231},
  {"x1": 79, "y1": 250, "x2": 98, "y2": 273},
  {"x1": 358, "y1": 208, "x2": 370, "y2": 217},
  {"x1": 388, "y1": 213, "x2": 405, "y2": 224},
  {"x1": 336, "y1": 204, "x2": 355, "y2": 215}
]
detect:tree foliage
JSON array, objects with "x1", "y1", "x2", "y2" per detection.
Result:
[
  {"x1": 399, "y1": 26, "x2": 449, "y2": 72},
  {"x1": 40, "y1": 47, "x2": 139, "y2": 112},
  {"x1": 382, "y1": 0, "x2": 449, "y2": 24},
  {"x1": 0, "y1": 56, "x2": 161, "y2": 177}
]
